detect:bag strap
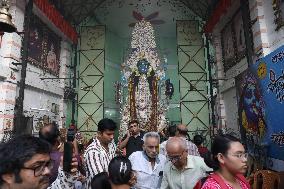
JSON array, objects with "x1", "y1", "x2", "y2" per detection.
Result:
[
  {"x1": 235, "y1": 174, "x2": 250, "y2": 188},
  {"x1": 209, "y1": 173, "x2": 229, "y2": 189}
]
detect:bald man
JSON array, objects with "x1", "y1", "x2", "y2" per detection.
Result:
[
  {"x1": 176, "y1": 124, "x2": 200, "y2": 156},
  {"x1": 161, "y1": 137, "x2": 212, "y2": 189}
]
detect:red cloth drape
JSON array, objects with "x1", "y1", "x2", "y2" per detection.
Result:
[
  {"x1": 204, "y1": 0, "x2": 232, "y2": 33},
  {"x1": 34, "y1": 0, "x2": 78, "y2": 44}
]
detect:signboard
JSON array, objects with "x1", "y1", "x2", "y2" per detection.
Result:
[{"x1": 251, "y1": 45, "x2": 284, "y2": 160}]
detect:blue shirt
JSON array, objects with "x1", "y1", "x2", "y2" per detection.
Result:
[{"x1": 129, "y1": 151, "x2": 167, "y2": 189}]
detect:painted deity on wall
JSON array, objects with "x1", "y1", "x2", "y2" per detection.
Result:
[{"x1": 236, "y1": 71, "x2": 266, "y2": 138}]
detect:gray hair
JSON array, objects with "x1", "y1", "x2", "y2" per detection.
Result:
[
  {"x1": 143, "y1": 132, "x2": 160, "y2": 143},
  {"x1": 166, "y1": 137, "x2": 187, "y2": 150}
]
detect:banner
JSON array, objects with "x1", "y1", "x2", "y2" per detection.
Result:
[{"x1": 252, "y1": 45, "x2": 284, "y2": 160}]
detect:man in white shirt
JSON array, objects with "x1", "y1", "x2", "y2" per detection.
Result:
[
  {"x1": 129, "y1": 132, "x2": 167, "y2": 189},
  {"x1": 161, "y1": 137, "x2": 212, "y2": 189}
]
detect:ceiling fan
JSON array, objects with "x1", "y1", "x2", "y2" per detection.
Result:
[{"x1": 129, "y1": 11, "x2": 165, "y2": 27}]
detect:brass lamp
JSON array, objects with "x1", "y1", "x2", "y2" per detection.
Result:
[{"x1": 0, "y1": 0, "x2": 16, "y2": 33}]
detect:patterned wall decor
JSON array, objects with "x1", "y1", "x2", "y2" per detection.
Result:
[
  {"x1": 177, "y1": 20, "x2": 210, "y2": 146},
  {"x1": 77, "y1": 26, "x2": 105, "y2": 139},
  {"x1": 221, "y1": 9, "x2": 247, "y2": 72},
  {"x1": 28, "y1": 13, "x2": 61, "y2": 76},
  {"x1": 251, "y1": 45, "x2": 284, "y2": 161}
]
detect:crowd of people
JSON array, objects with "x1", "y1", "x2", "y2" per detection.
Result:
[{"x1": 0, "y1": 118, "x2": 250, "y2": 189}]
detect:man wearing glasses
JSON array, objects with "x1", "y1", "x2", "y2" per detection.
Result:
[
  {"x1": 161, "y1": 137, "x2": 212, "y2": 189},
  {"x1": 0, "y1": 135, "x2": 78, "y2": 189}
]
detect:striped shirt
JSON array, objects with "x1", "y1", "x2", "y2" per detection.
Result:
[
  {"x1": 187, "y1": 140, "x2": 200, "y2": 156},
  {"x1": 84, "y1": 137, "x2": 116, "y2": 178}
]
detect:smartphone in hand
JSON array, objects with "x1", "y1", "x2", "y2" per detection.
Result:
[
  {"x1": 63, "y1": 142, "x2": 73, "y2": 172},
  {"x1": 63, "y1": 127, "x2": 76, "y2": 172}
]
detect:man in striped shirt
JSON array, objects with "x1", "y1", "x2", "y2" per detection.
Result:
[{"x1": 84, "y1": 118, "x2": 117, "y2": 180}]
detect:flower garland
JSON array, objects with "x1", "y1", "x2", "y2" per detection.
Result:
[
  {"x1": 131, "y1": 20, "x2": 156, "y2": 49},
  {"x1": 119, "y1": 20, "x2": 168, "y2": 136}
]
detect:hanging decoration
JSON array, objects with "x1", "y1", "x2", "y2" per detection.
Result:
[
  {"x1": 34, "y1": 0, "x2": 78, "y2": 43},
  {"x1": 119, "y1": 20, "x2": 168, "y2": 138}
]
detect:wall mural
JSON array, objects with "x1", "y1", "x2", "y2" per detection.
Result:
[
  {"x1": 236, "y1": 70, "x2": 266, "y2": 139},
  {"x1": 236, "y1": 70, "x2": 268, "y2": 170},
  {"x1": 28, "y1": 13, "x2": 61, "y2": 76},
  {"x1": 251, "y1": 45, "x2": 284, "y2": 161}
]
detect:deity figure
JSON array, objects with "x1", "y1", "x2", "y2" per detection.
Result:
[
  {"x1": 239, "y1": 72, "x2": 266, "y2": 138},
  {"x1": 119, "y1": 20, "x2": 167, "y2": 138}
]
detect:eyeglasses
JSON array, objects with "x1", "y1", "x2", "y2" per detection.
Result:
[
  {"x1": 228, "y1": 153, "x2": 249, "y2": 160},
  {"x1": 167, "y1": 152, "x2": 184, "y2": 163},
  {"x1": 22, "y1": 160, "x2": 54, "y2": 177}
]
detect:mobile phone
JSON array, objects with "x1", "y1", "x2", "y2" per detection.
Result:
[
  {"x1": 67, "y1": 127, "x2": 76, "y2": 142},
  {"x1": 63, "y1": 142, "x2": 73, "y2": 172}
]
